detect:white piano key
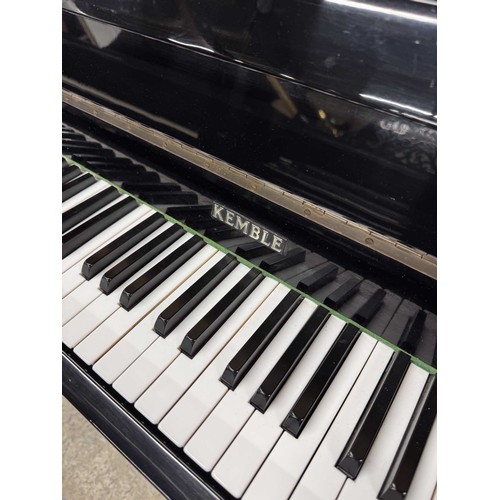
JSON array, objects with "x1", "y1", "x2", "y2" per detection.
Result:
[
  {"x1": 62, "y1": 232, "x2": 193, "y2": 349},
  {"x1": 134, "y1": 277, "x2": 278, "y2": 425},
  {"x1": 335, "y1": 363, "x2": 429, "y2": 500},
  {"x1": 62, "y1": 204, "x2": 152, "y2": 272},
  {"x1": 62, "y1": 277, "x2": 102, "y2": 326},
  {"x1": 62, "y1": 210, "x2": 153, "y2": 298},
  {"x1": 63, "y1": 259, "x2": 94, "y2": 300},
  {"x1": 93, "y1": 251, "x2": 227, "y2": 384},
  {"x1": 158, "y1": 285, "x2": 291, "y2": 447},
  {"x1": 404, "y1": 420, "x2": 437, "y2": 500},
  {"x1": 112, "y1": 264, "x2": 255, "y2": 403},
  {"x1": 289, "y1": 342, "x2": 394, "y2": 500},
  {"x1": 183, "y1": 299, "x2": 319, "y2": 472},
  {"x1": 62, "y1": 221, "x2": 174, "y2": 325},
  {"x1": 62, "y1": 178, "x2": 108, "y2": 211},
  {"x1": 211, "y1": 314, "x2": 349, "y2": 498},
  {"x1": 73, "y1": 245, "x2": 217, "y2": 365},
  {"x1": 242, "y1": 332, "x2": 377, "y2": 500}
]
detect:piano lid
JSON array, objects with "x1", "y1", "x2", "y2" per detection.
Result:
[
  {"x1": 63, "y1": 0, "x2": 437, "y2": 126},
  {"x1": 62, "y1": 1, "x2": 436, "y2": 273}
]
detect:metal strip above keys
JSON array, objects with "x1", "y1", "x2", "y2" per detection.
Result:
[{"x1": 62, "y1": 89, "x2": 437, "y2": 280}]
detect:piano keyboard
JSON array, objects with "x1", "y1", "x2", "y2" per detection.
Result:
[
  {"x1": 61, "y1": 126, "x2": 437, "y2": 366},
  {"x1": 62, "y1": 153, "x2": 436, "y2": 499}
]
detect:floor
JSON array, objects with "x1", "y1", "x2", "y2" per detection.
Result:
[{"x1": 62, "y1": 397, "x2": 165, "y2": 500}]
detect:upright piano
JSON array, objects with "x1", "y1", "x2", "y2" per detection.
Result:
[{"x1": 62, "y1": 0, "x2": 437, "y2": 498}]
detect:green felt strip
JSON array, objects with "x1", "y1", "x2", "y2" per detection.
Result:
[{"x1": 62, "y1": 154, "x2": 436, "y2": 375}]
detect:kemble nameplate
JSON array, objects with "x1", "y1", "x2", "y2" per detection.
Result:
[{"x1": 211, "y1": 203, "x2": 288, "y2": 254}]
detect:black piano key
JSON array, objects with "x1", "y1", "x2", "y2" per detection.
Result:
[
  {"x1": 397, "y1": 310, "x2": 427, "y2": 355},
  {"x1": 236, "y1": 241, "x2": 274, "y2": 260},
  {"x1": 70, "y1": 155, "x2": 128, "y2": 167},
  {"x1": 98, "y1": 171, "x2": 161, "y2": 184},
  {"x1": 127, "y1": 188, "x2": 185, "y2": 198},
  {"x1": 120, "y1": 236, "x2": 205, "y2": 311},
  {"x1": 185, "y1": 216, "x2": 223, "y2": 230},
  {"x1": 62, "y1": 198, "x2": 138, "y2": 259},
  {"x1": 219, "y1": 289, "x2": 304, "y2": 389},
  {"x1": 154, "y1": 254, "x2": 239, "y2": 337},
  {"x1": 62, "y1": 140, "x2": 103, "y2": 150},
  {"x1": 351, "y1": 288, "x2": 387, "y2": 326},
  {"x1": 62, "y1": 186, "x2": 121, "y2": 233},
  {"x1": 62, "y1": 137, "x2": 87, "y2": 144},
  {"x1": 99, "y1": 224, "x2": 184, "y2": 294},
  {"x1": 336, "y1": 351, "x2": 411, "y2": 479},
  {"x1": 62, "y1": 137, "x2": 98, "y2": 144},
  {"x1": 82, "y1": 212, "x2": 166, "y2": 280},
  {"x1": 166, "y1": 205, "x2": 213, "y2": 219},
  {"x1": 412, "y1": 312, "x2": 436, "y2": 368},
  {"x1": 380, "y1": 301, "x2": 420, "y2": 348},
  {"x1": 251, "y1": 306, "x2": 331, "y2": 413},
  {"x1": 121, "y1": 182, "x2": 181, "y2": 194},
  {"x1": 378, "y1": 377, "x2": 437, "y2": 500},
  {"x1": 204, "y1": 226, "x2": 243, "y2": 241},
  {"x1": 297, "y1": 263, "x2": 339, "y2": 294},
  {"x1": 281, "y1": 323, "x2": 361, "y2": 438},
  {"x1": 64, "y1": 145, "x2": 115, "y2": 156},
  {"x1": 62, "y1": 164, "x2": 82, "y2": 184},
  {"x1": 179, "y1": 268, "x2": 264, "y2": 358},
  {"x1": 74, "y1": 156, "x2": 133, "y2": 167},
  {"x1": 324, "y1": 276, "x2": 361, "y2": 310},
  {"x1": 260, "y1": 247, "x2": 306, "y2": 273},
  {"x1": 141, "y1": 192, "x2": 198, "y2": 205},
  {"x1": 62, "y1": 132, "x2": 86, "y2": 140},
  {"x1": 87, "y1": 169, "x2": 147, "y2": 181},
  {"x1": 88, "y1": 165, "x2": 147, "y2": 176},
  {"x1": 62, "y1": 173, "x2": 97, "y2": 202}
]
